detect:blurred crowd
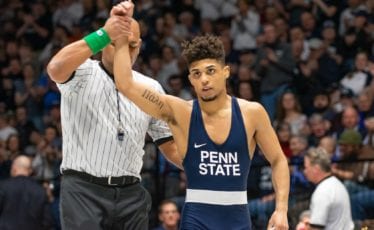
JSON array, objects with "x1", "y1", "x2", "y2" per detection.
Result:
[{"x1": 0, "y1": 0, "x2": 373, "y2": 229}]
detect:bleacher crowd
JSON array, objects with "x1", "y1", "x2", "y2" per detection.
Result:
[{"x1": 0, "y1": 0, "x2": 373, "y2": 229}]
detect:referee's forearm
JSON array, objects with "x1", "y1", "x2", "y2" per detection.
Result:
[{"x1": 47, "y1": 40, "x2": 93, "y2": 84}]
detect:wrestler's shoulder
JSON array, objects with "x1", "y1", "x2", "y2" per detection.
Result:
[{"x1": 236, "y1": 98, "x2": 264, "y2": 113}]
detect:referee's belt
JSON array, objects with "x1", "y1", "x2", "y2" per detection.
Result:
[{"x1": 62, "y1": 169, "x2": 140, "y2": 187}]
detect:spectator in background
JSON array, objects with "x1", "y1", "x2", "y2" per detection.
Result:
[
  {"x1": 95, "y1": 0, "x2": 109, "y2": 21},
  {"x1": 320, "y1": 20, "x2": 341, "y2": 64},
  {"x1": 52, "y1": 0, "x2": 83, "y2": 32},
  {"x1": 351, "y1": 10, "x2": 372, "y2": 53},
  {"x1": 309, "y1": 37, "x2": 341, "y2": 90},
  {"x1": 289, "y1": 26, "x2": 311, "y2": 62},
  {"x1": 331, "y1": 88, "x2": 356, "y2": 120},
  {"x1": 275, "y1": 122, "x2": 292, "y2": 159},
  {"x1": 230, "y1": 0, "x2": 260, "y2": 52},
  {"x1": 18, "y1": 43, "x2": 37, "y2": 66},
  {"x1": 14, "y1": 63, "x2": 44, "y2": 131},
  {"x1": 163, "y1": 11, "x2": 187, "y2": 54},
  {"x1": 0, "y1": 155, "x2": 53, "y2": 230},
  {"x1": 290, "y1": 39, "x2": 316, "y2": 115},
  {"x1": 233, "y1": 64, "x2": 259, "y2": 95},
  {"x1": 338, "y1": 27, "x2": 362, "y2": 72},
  {"x1": 311, "y1": 0, "x2": 339, "y2": 29},
  {"x1": 237, "y1": 81, "x2": 255, "y2": 102},
  {"x1": 263, "y1": 6, "x2": 280, "y2": 25},
  {"x1": 274, "y1": 91, "x2": 308, "y2": 136},
  {"x1": 220, "y1": 33, "x2": 239, "y2": 72},
  {"x1": 295, "y1": 210, "x2": 311, "y2": 230},
  {"x1": 152, "y1": 199, "x2": 180, "y2": 230},
  {"x1": 288, "y1": 135, "x2": 311, "y2": 194},
  {"x1": 167, "y1": 75, "x2": 193, "y2": 100},
  {"x1": 238, "y1": 49, "x2": 256, "y2": 67},
  {"x1": 199, "y1": 18, "x2": 214, "y2": 36},
  {"x1": 339, "y1": 0, "x2": 368, "y2": 36},
  {"x1": 158, "y1": 45, "x2": 180, "y2": 92},
  {"x1": 197, "y1": 0, "x2": 237, "y2": 21},
  {"x1": 310, "y1": 90, "x2": 336, "y2": 120},
  {"x1": 308, "y1": 113, "x2": 331, "y2": 147},
  {"x1": 0, "y1": 114, "x2": 17, "y2": 144},
  {"x1": 38, "y1": 24, "x2": 71, "y2": 67},
  {"x1": 357, "y1": 90, "x2": 374, "y2": 136},
  {"x1": 341, "y1": 52, "x2": 372, "y2": 96},
  {"x1": 4, "y1": 40, "x2": 19, "y2": 60},
  {"x1": 255, "y1": 23, "x2": 296, "y2": 120},
  {"x1": 350, "y1": 189, "x2": 374, "y2": 222},
  {"x1": 144, "y1": 55, "x2": 163, "y2": 82},
  {"x1": 236, "y1": 64, "x2": 253, "y2": 82},
  {"x1": 32, "y1": 143, "x2": 60, "y2": 183},
  {"x1": 303, "y1": 147, "x2": 354, "y2": 230},
  {"x1": 15, "y1": 1, "x2": 53, "y2": 50},
  {"x1": 178, "y1": 10, "x2": 199, "y2": 39},
  {"x1": 286, "y1": 0, "x2": 312, "y2": 27},
  {"x1": 14, "y1": 106, "x2": 36, "y2": 147},
  {"x1": 23, "y1": 130, "x2": 43, "y2": 157},
  {"x1": 2, "y1": 57, "x2": 23, "y2": 89},
  {"x1": 334, "y1": 106, "x2": 366, "y2": 138},
  {"x1": 334, "y1": 129, "x2": 374, "y2": 190},
  {"x1": 289, "y1": 135, "x2": 308, "y2": 166},
  {"x1": 318, "y1": 135, "x2": 339, "y2": 161},
  {"x1": 43, "y1": 103, "x2": 62, "y2": 135},
  {"x1": 364, "y1": 116, "x2": 374, "y2": 148},
  {"x1": 274, "y1": 17, "x2": 289, "y2": 43},
  {"x1": 300, "y1": 11, "x2": 320, "y2": 39},
  {"x1": 335, "y1": 129, "x2": 362, "y2": 169},
  {"x1": 0, "y1": 77, "x2": 16, "y2": 111},
  {"x1": 4, "y1": 134, "x2": 22, "y2": 162}
]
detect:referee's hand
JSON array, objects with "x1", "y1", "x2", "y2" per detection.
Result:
[{"x1": 103, "y1": 14, "x2": 132, "y2": 41}]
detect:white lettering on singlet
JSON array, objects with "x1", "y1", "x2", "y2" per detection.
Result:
[{"x1": 199, "y1": 151, "x2": 241, "y2": 176}]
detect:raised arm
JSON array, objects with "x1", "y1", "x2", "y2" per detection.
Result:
[
  {"x1": 47, "y1": 5, "x2": 131, "y2": 83},
  {"x1": 113, "y1": 33, "x2": 177, "y2": 122},
  {"x1": 253, "y1": 103, "x2": 290, "y2": 230}
]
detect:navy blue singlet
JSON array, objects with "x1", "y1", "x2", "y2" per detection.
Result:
[{"x1": 181, "y1": 97, "x2": 252, "y2": 230}]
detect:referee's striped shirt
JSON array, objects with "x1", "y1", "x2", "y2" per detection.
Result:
[{"x1": 56, "y1": 59, "x2": 172, "y2": 178}]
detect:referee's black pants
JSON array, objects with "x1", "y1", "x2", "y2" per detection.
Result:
[{"x1": 60, "y1": 174, "x2": 151, "y2": 230}]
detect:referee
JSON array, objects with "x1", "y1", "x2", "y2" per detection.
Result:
[{"x1": 47, "y1": 3, "x2": 181, "y2": 230}]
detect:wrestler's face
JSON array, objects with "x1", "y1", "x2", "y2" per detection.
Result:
[
  {"x1": 188, "y1": 59, "x2": 229, "y2": 102},
  {"x1": 102, "y1": 19, "x2": 141, "y2": 68}
]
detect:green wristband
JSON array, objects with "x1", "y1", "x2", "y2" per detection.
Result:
[{"x1": 83, "y1": 28, "x2": 111, "y2": 55}]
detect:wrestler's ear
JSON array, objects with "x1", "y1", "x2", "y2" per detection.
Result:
[
  {"x1": 188, "y1": 73, "x2": 194, "y2": 86},
  {"x1": 223, "y1": 65, "x2": 230, "y2": 79}
]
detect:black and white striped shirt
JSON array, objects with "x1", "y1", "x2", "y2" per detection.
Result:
[{"x1": 57, "y1": 59, "x2": 172, "y2": 178}]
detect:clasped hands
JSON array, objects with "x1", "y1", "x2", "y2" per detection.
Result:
[{"x1": 103, "y1": 0, "x2": 134, "y2": 44}]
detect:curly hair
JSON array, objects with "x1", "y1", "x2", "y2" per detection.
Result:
[{"x1": 181, "y1": 35, "x2": 225, "y2": 66}]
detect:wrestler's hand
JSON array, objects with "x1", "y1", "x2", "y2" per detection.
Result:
[
  {"x1": 268, "y1": 210, "x2": 289, "y2": 230},
  {"x1": 111, "y1": 0, "x2": 134, "y2": 18}
]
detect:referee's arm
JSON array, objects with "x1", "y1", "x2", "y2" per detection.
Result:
[
  {"x1": 47, "y1": 8, "x2": 129, "y2": 83},
  {"x1": 47, "y1": 40, "x2": 93, "y2": 83}
]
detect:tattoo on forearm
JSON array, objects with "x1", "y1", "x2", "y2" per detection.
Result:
[{"x1": 142, "y1": 89, "x2": 164, "y2": 109}]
